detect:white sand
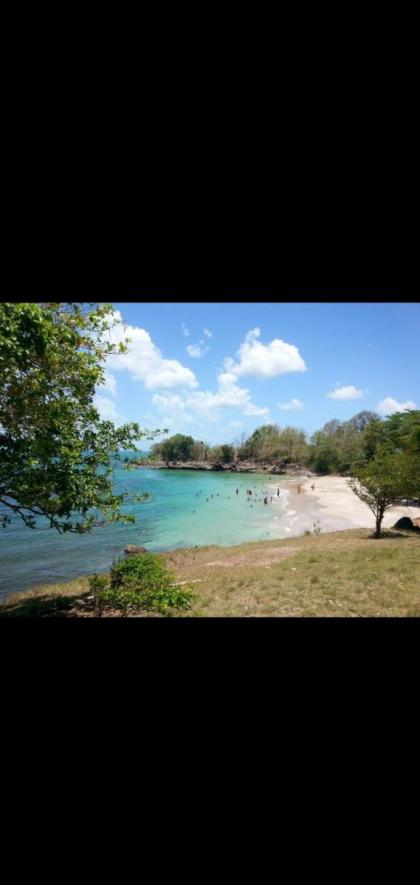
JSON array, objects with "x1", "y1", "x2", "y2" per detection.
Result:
[{"x1": 266, "y1": 475, "x2": 420, "y2": 536}]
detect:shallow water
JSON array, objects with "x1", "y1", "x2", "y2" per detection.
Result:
[{"x1": 0, "y1": 462, "x2": 298, "y2": 598}]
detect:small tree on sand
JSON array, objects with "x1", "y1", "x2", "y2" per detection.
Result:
[{"x1": 348, "y1": 448, "x2": 417, "y2": 538}]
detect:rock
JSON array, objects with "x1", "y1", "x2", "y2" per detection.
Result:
[
  {"x1": 393, "y1": 517, "x2": 415, "y2": 530},
  {"x1": 124, "y1": 545, "x2": 148, "y2": 555}
]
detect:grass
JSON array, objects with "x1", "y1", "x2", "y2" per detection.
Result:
[{"x1": 1, "y1": 528, "x2": 420, "y2": 617}]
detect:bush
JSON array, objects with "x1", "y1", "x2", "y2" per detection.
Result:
[
  {"x1": 89, "y1": 574, "x2": 108, "y2": 593},
  {"x1": 101, "y1": 553, "x2": 194, "y2": 615},
  {"x1": 88, "y1": 573, "x2": 109, "y2": 616}
]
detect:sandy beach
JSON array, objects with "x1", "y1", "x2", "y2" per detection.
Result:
[{"x1": 266, "y1": 475, "x2": 420, "y2": 537}]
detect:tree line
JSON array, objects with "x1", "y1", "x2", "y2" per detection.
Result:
[{"x1": 149, "y1": 409, "x2": 420, "y2": 477}]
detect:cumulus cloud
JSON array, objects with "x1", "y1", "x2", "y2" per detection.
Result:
[
  {"x1": 152, "y1": 370, "x2": 268, "y2": 421},
  {"x1": 327, "y1": 385, "x2": 363, "y2": 400},
  {"x1": 152, "y1": 394, "x2": 195, "y2": 424},
  {"x1": 186, "y1": 342, "x2": 210, "y2": 358},
  {"x1": 181, "y1": 323, "x2": 189, "y2": 337},
  {"x1": 278, "y1": 398, "x2": 304, "y2": 411},
  {"x1": 225, "y1": 328, "x2": 307, "y2": 379},
  {"x1": 203, "y1": 328, "x2": 212, "y2": 338},
  {"x1": 243, "y1": 403, "x2": 270, "y2": 416},
  {"x1": 105, "y1": 313, "x2": 198, "y2": 390},
  {"x1": 377, "y1": 396, "x2": 416, "y2": 415}
]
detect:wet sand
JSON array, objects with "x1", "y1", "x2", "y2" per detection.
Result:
[{"x1": 266, "y1": 475, "x2": 420, "y2": 537}]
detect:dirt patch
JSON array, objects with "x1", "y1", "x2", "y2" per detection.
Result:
[{"x1": 205, "y1": 546, "x2": 300, "y2": 568}]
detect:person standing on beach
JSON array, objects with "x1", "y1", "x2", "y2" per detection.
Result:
[
  {"x1": 277, "y1": 488, "x2": 280, "y2": 497},
  {"x1": 298, "y1": 484, "x2": 301, "y2": 494},
  {"x1": 311, "y1": 484, "x2": 315, "y2": 492}
]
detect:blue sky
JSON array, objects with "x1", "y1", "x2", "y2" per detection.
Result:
[{"x1": 94, "y1": 302, "x2": 420, "y2": 446}]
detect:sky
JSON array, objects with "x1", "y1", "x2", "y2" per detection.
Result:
[{"x1": 93, "y1": 302, "x2": 420, "y2": 447}]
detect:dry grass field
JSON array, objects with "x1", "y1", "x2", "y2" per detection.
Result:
[{"x1": 2, "y1": 527, "x2": 420, "y2": 617}]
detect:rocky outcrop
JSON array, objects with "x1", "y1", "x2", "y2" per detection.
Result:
[
  {"x1": 124, "y1": 545, "x2": 148, "y2": 555},
  {"x1": 393, "y1": 517, "x2": 420, "y2": 532},
  {"x1": 134, "y1": 458, "x2": 312, "y2": 475}
]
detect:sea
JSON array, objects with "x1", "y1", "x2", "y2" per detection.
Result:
[{"x1": 0, "y1": 453, "x2": 299, "y2": 599}]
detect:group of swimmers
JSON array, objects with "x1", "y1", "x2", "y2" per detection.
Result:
[
  {"x1": 191, "y1": 480, "x2": 317, "y2": 514},
  {"x1": 191, "y1": 485, "x2": 285, "y2": 511}
]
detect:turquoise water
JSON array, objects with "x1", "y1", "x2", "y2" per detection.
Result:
[{"x1": 0, "y1": 462, "x2": 295, "y2": 598}]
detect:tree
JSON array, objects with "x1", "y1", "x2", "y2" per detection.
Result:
[
  {"x1": 322, "y1": 419, "x2": 342, "y2": 436},
  {"x1": 382, "y1": 410, "x2": 420, "y2": 456},
  {"x1": 240, "y1": 424, "x2": 282, "y2": 462},
  {"x1": 209, "y1": 444, "x2": 234, "y2": 464},
  {"x1": 348, "y1": 448, "x2": 417, "y2": 538},
  {"x1": 361, "y1": 418, "x2": 386, "y2": 463},
  {"x1": 160, "y1": 434, "x2": 195, "y2": 462},
  {"x1": 278, "y1": 426, "x2": 307, "y2": 462},
  {"x1": 346, "y1": 410, "x2": 380, "y2": 433},
  {"x1": 0, "y1": 302, "x2": 161, "y2": 533},
  {"x1": 309, "y1": 431, "x2": 341, "y2": 474},
  {"x1": 219, "y1": 444, "x2": 235, "y2": 463}
]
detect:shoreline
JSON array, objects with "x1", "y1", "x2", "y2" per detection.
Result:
[
  {"x1": 264, "y1": 475, "x2": 420, "y2": 536},
  {"x1": 3, "y1": 470, "x2": 420, "y2": 602}
]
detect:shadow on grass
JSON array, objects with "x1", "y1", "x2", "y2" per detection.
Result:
[
  {"x1": 362, "y1": 530, "x2": 415, "y2": 541},
  {"x1": 0, "y1": 593, "x2": 90, "y2": 618}
]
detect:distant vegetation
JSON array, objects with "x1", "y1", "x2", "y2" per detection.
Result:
[{"x1": 148, "y1": 409, "x2": 420, "y2": 478}]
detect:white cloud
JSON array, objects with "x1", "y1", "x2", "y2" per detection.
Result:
[
  {"x1": 243, "y1": 403, "x2": 270, "y2": 416},
  {"x1": 151, "y1": 394, "x2": 197, "y2": 424},
  {"x1": 278, "y1": 398, "x2": 304, "y2": 411},
  {"x1": 327, "y1": 385, "x2": 363, "y2": 401},
  {"x1": 152, "y1": 370, "x2": 268, "y2": 422},
  {"x1": 186, "y1": 343, "x2": 210, "y2": 358},
  {"x1": 203, "y1": 328, "x2": 212, "y2": 338},
  {"x1": 93, "y1": 394, "x2": 124, "y2": 424},
  {"x1": 225, "y1": 327, "x2": 307, "y2": 379},
  {"x1": 105, "y1": 313, "x2": 198, "y2": 390},
  {"x1": 181, "y1": 323, "x2": 189, "y2": 337},
  {"x1": 377, "y1": 396, "x2": 416, "y2": 416}
]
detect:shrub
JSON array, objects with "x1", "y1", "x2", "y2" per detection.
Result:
[
  {"x1": 88, "y1": 573, "x2": 109, "y2": 616},
  {"x1": 101, "y1": 553, "x2": 194, "y2": 615},
  {"x1": 89, "y1": 574, "x2": 108, "y2": 593}
]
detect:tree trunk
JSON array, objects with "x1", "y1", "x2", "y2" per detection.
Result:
[{"x1": 374, "y1": 509, "x2": 384, "y2": 538}]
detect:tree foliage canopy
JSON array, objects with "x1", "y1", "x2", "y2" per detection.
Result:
[
  {"x1": 0, "y1": 302, "x2": 160, "y2": 533},
  {"x1": 159, "y1": 434, "x2": 196, "y2": 462}
]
